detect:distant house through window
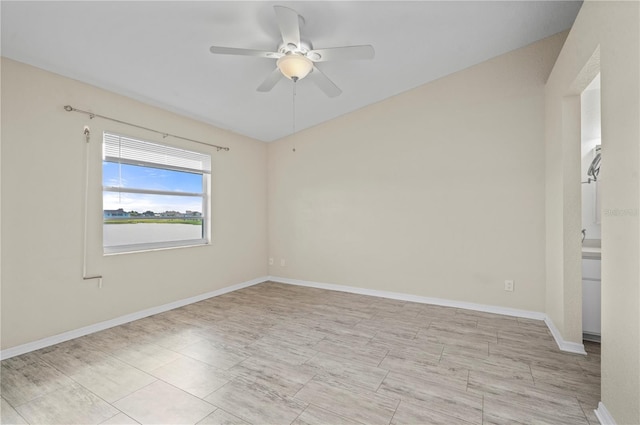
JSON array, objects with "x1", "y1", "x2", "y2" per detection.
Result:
[{"x1": 102, "y1": 132, "x2": 211, "y2": 254}]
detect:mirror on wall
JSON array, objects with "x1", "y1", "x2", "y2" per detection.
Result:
[{"x1": 581, "y1": 74, "x2": 601, "y2": 241}]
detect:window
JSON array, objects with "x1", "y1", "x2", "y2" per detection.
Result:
[{"x1": 102, "y1": 132, "x2": 211, "y2": 254}]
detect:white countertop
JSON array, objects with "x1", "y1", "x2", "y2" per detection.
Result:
[{"x1": 582, "y1": 240, "x2": 601, "y2": 259}]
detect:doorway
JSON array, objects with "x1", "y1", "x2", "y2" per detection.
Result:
[{"x1": 580, "y1": 74, "x2": 601, "y2": 343}]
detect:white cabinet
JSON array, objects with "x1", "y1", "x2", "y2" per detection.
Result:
[
  {"x1": 582, "y1": 258, "x2": 601, "y2": 279},
  {"x1": 582, "y1": 258, "x2": 601, "y2": 336}
]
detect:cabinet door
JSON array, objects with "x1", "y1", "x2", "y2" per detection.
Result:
[
  {"x1": 582, "y1": 279, "x2": 601, "y2": 335},
  {"x1": 582, "y1": 259, "x2": 601, "y2": 280}
]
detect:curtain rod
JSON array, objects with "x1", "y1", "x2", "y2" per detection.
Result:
[{"x1": 64, "y1": 105, "x2": 230, "y2": 152}]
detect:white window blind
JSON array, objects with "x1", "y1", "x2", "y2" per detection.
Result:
[{"x1": 103, "y1": 132, "x2": 211, "y2": 174}]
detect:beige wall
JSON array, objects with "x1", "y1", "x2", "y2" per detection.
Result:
[
  {"x1": 545, "y1": 1, "x2": 639, "y2": 423},
  {"x1": 267, "y1": 33, "x2": 566, "y2": 312},
  {"x1": 0, "y1": 58, "x2": 268, "y2": 350}
]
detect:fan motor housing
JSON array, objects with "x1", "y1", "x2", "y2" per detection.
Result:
[{"x1": 278, "y1": 40, "x2": 314, "y2": 57}]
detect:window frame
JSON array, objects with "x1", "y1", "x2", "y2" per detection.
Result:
[{"x1": 102, "y1": 132, "x2": 211, "y2": 255}]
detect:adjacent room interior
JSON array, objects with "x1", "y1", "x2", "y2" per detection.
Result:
[{"x1": 1, "y1": 1, "x2": 638, "y2": 424}]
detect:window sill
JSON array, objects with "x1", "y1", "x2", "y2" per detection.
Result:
[{"x1": 104, "y1": 240, "x2": 210, "y2": 256}]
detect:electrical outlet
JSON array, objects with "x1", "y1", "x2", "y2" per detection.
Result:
[
  {"x1": 268, "y1": 258, "x2": 274, "y2": 265},
  {"x1": 504, "y1": 280, "x2": 514, "y2": 292},
  {"x1": 280, "y1": 259, "x2": 286, "y2": 266}
]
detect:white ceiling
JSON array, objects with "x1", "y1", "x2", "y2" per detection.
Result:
[{"x1": 1, "y1": 1, "x2": 582, "y2": 142}]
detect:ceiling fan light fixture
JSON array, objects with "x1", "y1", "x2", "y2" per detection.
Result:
[{"x1": 277, "y1": 54, "x2": 313, "y2": 81}]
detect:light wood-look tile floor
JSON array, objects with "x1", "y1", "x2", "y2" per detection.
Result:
[{"x1": 1, "y1": 282, "x2": 600, "y2": 425}]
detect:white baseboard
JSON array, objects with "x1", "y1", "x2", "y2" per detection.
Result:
[
  {"x1": 0, "y1": 276, "x2": 268, "y2": 360},
  {"x1": 544, "y1": 316, "x2": 587, "y2": 354},
  {"x1": 268, "y1": 276, "x2": 546, "y2": 319},
  {"x1": 269, "y1": 276, "x2": 586, "y2": 355},
  {"x1": 595, "y1": 402, "x2": 617, "y2": 425}
]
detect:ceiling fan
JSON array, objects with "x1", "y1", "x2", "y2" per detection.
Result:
[{"x1": 209, "y1": 5, "x2": 375, "y2": 97}]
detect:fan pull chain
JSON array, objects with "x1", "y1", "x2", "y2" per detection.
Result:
[
  {"x1": 292, "y1": 81, "x2": 297, "y2": 134},
  {"x1": 292, "y1": 81, "x2": 297, "y2": 152}
]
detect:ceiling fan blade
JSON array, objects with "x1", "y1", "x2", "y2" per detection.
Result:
[
  {"x1": 210, "y1": 46, "x2": 282, "y2": 59},
  {"x1": 257, "y1": 68, "x2": 284, "y2": 92},
  {"x1": 274, "y1": 6, "x2": 301, "y2": 48},
  {"x1": 307, "y1": 45, "x2": 375, "y2": 62},
  {"x1": 307, "y1": 66, "x2": 342, "y2": 98}
]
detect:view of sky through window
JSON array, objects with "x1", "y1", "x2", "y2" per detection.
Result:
[{"x1": 103, "y1": 162, "x2": 203, "y2": 214}]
